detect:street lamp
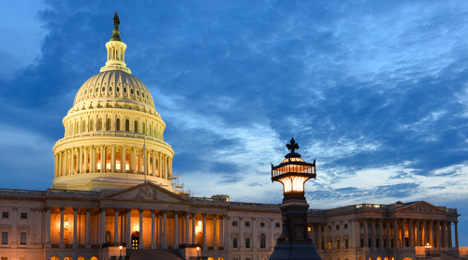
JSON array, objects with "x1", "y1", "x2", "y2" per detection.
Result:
[
  {"x1": 425, "y1": 243, "x2": 432, "y2": 257},
  {"x1": 196, "y1": 246, "x2": 201, "y2": 260},
  {"x1": 269, "y1": 138, "x2": 321, "y2": 260},
  {"x1": 117, "y1": 245, "x2": 124, "y2": 260}
]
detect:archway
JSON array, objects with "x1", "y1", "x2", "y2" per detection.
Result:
[
  {"x1": 132, "y1": 231, "x2": 140, "y2": 249},
  {"x1": 51, "y1": 257, "x2": 59, "y2": 260},
  {"x1": 402, "y1": 258, "x2": 412, "y2": 260},
  {"x1": 377, "y1": 257, "x2": 382, "y2": 260},
  {"x1": 91, "y1": 257, "x2": 99, "y2": 260},
  {"x1": 78, "y1": 257, "x2": 85, "y2": 260},
  {"x1": 64, "y1": 257, "x2": 73, "y2": 260},
  {"x1": 218, "y1": 258, "x2": 225, "y2": 260},
  {"x1": 208, "y1": 258, "x2": 214, "y2": 260}
]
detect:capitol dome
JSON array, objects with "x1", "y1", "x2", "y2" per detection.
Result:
[{"x1": 52, "y1": 15, "x2": 176, "y2": 192}]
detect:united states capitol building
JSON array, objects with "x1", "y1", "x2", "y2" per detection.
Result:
[{"x1": 0, "y1": 15, "x2": 465, "y2": 260}]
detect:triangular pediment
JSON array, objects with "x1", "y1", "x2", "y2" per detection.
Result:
[
  {"x1": 101, "y1": 182, "x2": 189, "y2": 204},
  {"x1": 396, "y1": 201, "x2": 446, "y2": 213}
]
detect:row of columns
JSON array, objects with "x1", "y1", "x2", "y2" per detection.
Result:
[
  {"x1": 46, "y1": 207, "x2": 228, "y2": 250},
  {"x1": 355, "y1": 218, "x2": 459, "y2": 250},
  {"x1": 54, "y1": 145, "x2": 172, "y2": 180},
  {"x1": 66, "y1": 116, "x2": 163, "y2": 141}
]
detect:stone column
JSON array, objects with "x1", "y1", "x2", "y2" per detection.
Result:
[
  {"x1": 132, "y1": 147, "x2": 136, "y2": 174},
  {"x1": 152, "y1": 150, "x2": 156, "y2": 176},
  {"x1": 371, "y1": 218, "x2": 375, "y2": 248},
  {"x1": 45, "y1": 207, "x2": 51, "y2": 248},
  {"x1": 111, "y1": 145, "x2": 116, "y2": 172},
  {"x1": 126, "y1": 209, "x2": 132, "y2": 249},
  {"x1": 422, "y1": 219, "x2": 427, "y2": 246},
  {"x1": 225, "y1": 215, "x2": 230, "y2": 248},
  {"x1": 91, "y1": 145, "x2": 96, "y2": 172},
  {"x1": 443, "y1": 221, "x2": 448, "y2": 250},
  {"x1": 318, "y1": 223, "x2": 323, "y2": 250},
  {"x1": 435, "y1": 221, "x2": 440, "y2": 250},
  {"x1": 101, "y1": 145, "x2": 105, "y2": 172},
  {"x1": 71, "y1": 148, "x2": 75, "y2": 174},
  {"x1": 394, "y1": 218, "x2": 398, "y2": 248},
  {"x1": 379, "y1": 219, "x2": 384, "y2": 248},
  {"x1": 122, "y1": 146, "x2": 126, "y2": 172},
  {"x1": 78, "y1": 147, "x2": 83, "y2": 173},
  {"x1": 73, "y1": 207, "x2": 78, "y2": 248},
  {"x1": 192, "y1": 213, "x2": 196, "y2": 245},
  {"x1": 429, "y1": 220, "x2": 434, "y2": 250},
  {"x1": 59, "y1": 207, "x2": 65, "y2": 248},
  {"x1": 448, "y1": 221, "x2": 452, "y2": 248},
  {"x1": 202, "y1": 213, "x2": 207, "y2": 250},
  {"x1": 114, "y1": 208, "x2": 119, "y2": 246},
  {"x1": 86, "y1": 208, "x2": 91, "y2": 249},
  {"x1": 323, "y1": 222, "x2": 327, "y2": 250},
  {"x1": 163, "y1": 210, "x2": 168, "y2": 249},
  {"x1": 101, "y1": 208, "x2": 107, "y2": 245},
  {"x1": 364, "y1": 218, "x2": 368, "y2": 248},
  {"x1": 151, "y1": 209, "x2": 156, "y2": 249},
  {"x1": 213, "y1": 214, "x2": 218, "y2": 250},
  {"x1": 416, "y1": 219, "x2": 420, "y2": 246},
  {"x1": 454, "y1": 222, "x2": 459, "y2": 248},
  {"x1": 386, "y1": 219, "x2": 391, "y2": 248},
  {"x1": 401, "y1": 218, "x2": 406, "y2": 247},
  {"x1": 174, "y1": 211, "x2": 179, "y2": 249},
  {"x1": 186, "y1": 212, "x2": 190, "y2": 246},
  {"x1": 409, "y1": 219, "x2": 413, "y2": 247},
  {"x1": 139, "y1": 209, "x2": 145, "y2": 249}
]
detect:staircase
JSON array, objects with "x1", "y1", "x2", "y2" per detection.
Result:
[
  {"x1": 127, "y1": 249, "x2": 185, "y2": 260},
  {"x1": 430, "y1": 251, "x2": 467, "y2": 260}
]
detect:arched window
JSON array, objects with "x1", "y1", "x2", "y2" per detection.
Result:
[
  {"x1": 126, "y1": 119, "x2": 130, "y2": 131},
  {"x1": 98, "y1": 119, "x2": 102, "y2": 131},
  {"x1": 155, "y1": 159, "x2": 159, "y2": 176},
  {"x1": 125, "y1": 152, "x2": 131, "y2": 172},
  {"x1": 136, "y1": 152, "x2": 140, "y2": 172},
  {"x1": 260, "y1": 234, "x2": 266, "y2": 248},
  {"x1": 116, "y1": 152, "x2": 121, "y2": 172},
  {"x1": 134, "y1": 121, "x2": 138, "y2": 133},
  {"x1": 142, "y1": 122, "x2": 146, "y2": 134},
  {"x1": 116, "y1": 118, "x2": 121, "y2": 131},
  {"x1": 107, "y1": 118, "x2": 111, "y2": 131},
  {"x1": 96, "y1": 151, "x2": 101, "y2": 172},
  {"x1": 106, "y1": 151, "x2": 111, "y2": 171},
  {"x1": 90, "y1": 119, "x2": 94, "y2": 131},
  {"x1": 149, "y1": 154, "x2": 153, "y2": 174},
  {"x1": 82, "y1": 120, "x2": 86, "y2": 132}
]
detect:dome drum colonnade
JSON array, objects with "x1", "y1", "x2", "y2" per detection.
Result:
[{"x1": 52, "y1": 17, "x2": 174, "y2": 191}]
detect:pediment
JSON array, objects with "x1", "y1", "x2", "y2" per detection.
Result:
[
  {"x1": 396, "y1": 201, "x2": 446, "y2": 214},
  {"x1": 101, "y1": 182, "x2": 188, "y2": 203}
]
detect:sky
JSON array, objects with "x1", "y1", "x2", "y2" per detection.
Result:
[{"x1": 1, "y1": 0, "x2": 468, "y2": 246}]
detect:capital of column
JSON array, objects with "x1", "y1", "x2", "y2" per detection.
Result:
[
  {"x1": 73, "y1": 207, "x2": 79, "y2": 212},
  {"x1": 139, "y1": 208, "x2": 144, "y2": 213},
  {"x1": 59, "y1": 207, "x2": 65, "y2": 211}
]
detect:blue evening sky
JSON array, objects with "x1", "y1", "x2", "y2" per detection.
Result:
[{"x1": 0, "y1": 0, "x2": 467, "y2": 245}]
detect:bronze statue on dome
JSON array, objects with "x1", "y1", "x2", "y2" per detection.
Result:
[{"x1": 111, "y1": 12, "x2": 122, "y2": 41}]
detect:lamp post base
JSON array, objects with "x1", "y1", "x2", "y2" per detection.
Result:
[{"x1": 269, "y1": 242, "x2": 322, "y2": 260}]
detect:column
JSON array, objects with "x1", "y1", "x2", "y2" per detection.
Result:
[
  {"x1": 364, "y1": 218, "x2": 368, "y2": 248},
  {"x1": 122, "y1": 146, "x2": 126, "y2": 173},
  {"x1": 73, "y1": 207, "x2": 78, "y2": 248},
  {"x1": 46, "y1": 207, "x2": 51, "y2": 248},
  {"x1": 428, "y1": 220, "x2": 435, "y2": 251},
  {"x1": 435, "y1": 221, "x2": 440, "y2": 250},
  {"x1": 448, "y1": 221, "x2": 452, "y2": 248},
  {"x1": 409, "y1": 219, "x2": 413, "y2": 247},
  {"x1": 416, "y1": 219, "x2": 420, "y2": 246},
  {"x1": 422, "y1": 219, "x2": 427, "y2": 246},
  {"x1": 126, "y1": 209, "x2": 132, "y2": 249},
  {"x1": 78, "y1": 147, "x2": 82, "y2": 173},
  {"x1": 86, "y1": 208, "x2": 91, "y2": 249},
  {"x1": 386, "y1": 219, "x2": 391, "y2": 248},
  {"x1": 139, "y1": 209, "x2": 145, "y2": 249},
  {"x1": 225, "y1": 215, "x2": 229, "y2": 248},
  {"x1": 213, "y1": 214, "x2": 218, "y2": 250},
  {"x1": 114, "y1": 208, "x2": 119, "y2": 246},
  {"x1": 59, "y1": 207, "x2": 65, "y2": 248},
  {"x1": 379, "y1": 219, "x2": 384, "y2": 248},
  {"x1": 394, "y1": 218, "x2": 398, "y2": 248},
  {"x1": 355, "y1": 220, "x2": 360, "y2": 249},
  {"x1": 111, "y1": 144, "x2": 116, "y2": 172},
  {"x1": 152, "y1": 151, "x2": 156, "y2": 176},
  {"x1": 318, "y1": 223, "x2": 323, "y2": 250},
  {"x1": 202, "y1": 213, "x2": 207, "y2": 250},
  {"x1": 174, "y1": 211, "x2": 179, "y2": 249},
  {"x1": 371, "y1": 218, "x2": 375, "y2": 248},
  {"x1": 323, "y1": 221, "x2": 327, "y2": 250},
  {"x1": 192, "y1": 213, "x2": 196, "y2": 245},
  {"x1": 91, "y1": 146, "x2": 95, "y2": 172},
  {"x1": 151, "y1": 210, "x2": 156, "y2": 249},
  {"x1": 71, "y1": 148, "x2": 75, "y2": 174},
  {"x1": 101, "y1": 145, "x2": 105, "y2": 172},
  {"x1": 101, "y1": 208, "x2": 107, "y2": 245},
  {"x1": 132, "y1": 147, "x2": 136, "y2": 174},
  {"x1": 186, "y1": 212, "x2": 190, "y2": 246},
  {"x1": 454, "y1": 222, "x2": 459, "y2": 248},
  {"x1": 401, "y1": 218, "x2": 406, "y2": 247},
  {"x1": 443, "y1": 221, "x2": 448, "y2": 250},
  {"x1": 163, "y1": 210, "x2": 168, "y2": 249}
]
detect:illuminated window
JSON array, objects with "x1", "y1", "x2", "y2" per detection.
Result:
[
  {"x1": 336, "y1": 240, "x2": 340, "y2": 249},
  {"x1": 328, "y1": 241, "x2": 332, "y2": 250}
]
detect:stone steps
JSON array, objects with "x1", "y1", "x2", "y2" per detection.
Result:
[
  {"x1": 127, "y1": 249, "x2": 184, "y2": 260},
  {"x1": 432, "y1": 251, "x2": 466, "y2": 260}
]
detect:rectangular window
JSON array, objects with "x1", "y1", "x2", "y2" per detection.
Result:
[
  {"x1": 321, "y1": 240, "x2": 324, "y2": 250},
  {"x1": 20, "y1": 232, "x2": 26, "y2": 245},
  {"x1": 2, "y1": 212, "x2": 8, "y2": 218},
  {"x1": 245, "y1": 221, "x2": 250, "y2": 227},
  {"x1": 336, "y1": 225, "x2": 340, "y2": 230},
  {"x1": 336, "y1": 240, "x2": 340, "y2": 249},
  {"x1": 376, "y1": 239, "x2": 380, "y2": 248},
  {"x1": 344, "y1": 224, "x2": 348, "y2": 229},
  {"x1": 2, "y1": 232, "x2": 8, "y2": 244},
  {"x1": 275, "y1": 222, "x2": 280, "y2": 228},
  {"x1": 390, "y1": 224, "x2": 393, "y2": 229},
  {"x1": 246, "y1": 237, "x2": 251, "y2": 248},
  {"x1": 233, "y1": 221, "x2": 238, "y2": 226},
  {"x1": 321, "y1": 226, "x2": 324, "y2": 232},
  {"x1": 1, "y1": 257, "x2": 7, "y2": 260},
  {"x1": 20, "y1": 213, "x2": 27, "y2": 219},
  {"x1": 328, "y1": 226, "x2": 331, "y2": 231},
  {"x1": 375, "y1": 223, "x2": 379, "y2": 228},
  {"x1": 383, "y1": 224, "x2": 387, "y2": 229},
  {"x1": 360, "y1": 223, "x2": 363, "y2": 228},
  {"x1": 345, "y1": 239, "x2": 349, "y2": 249},
  {"x1": 308, "y1": 226, "x2": 311, "y2": 232},
  {"x1": 233, "y1": 237, "x2": 238, "y2": 248},
  {"x1": 328, "y1": 241, "x2": 332, "y2": 250}
]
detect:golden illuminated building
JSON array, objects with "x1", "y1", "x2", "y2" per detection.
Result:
[{"x1": 0, "y1": 14, "x2": 465, "y2": 260}]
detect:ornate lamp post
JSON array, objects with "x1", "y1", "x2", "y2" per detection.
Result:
[
  {"x1": 269, "y1": 138, "x2": 322, "y2": 260},
  {"x1": 425, "y1": 243, "x2": 432, "y2": 257},
  {"x1": 118, "y1": 245, "x2": 123, "y2": 260}
]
